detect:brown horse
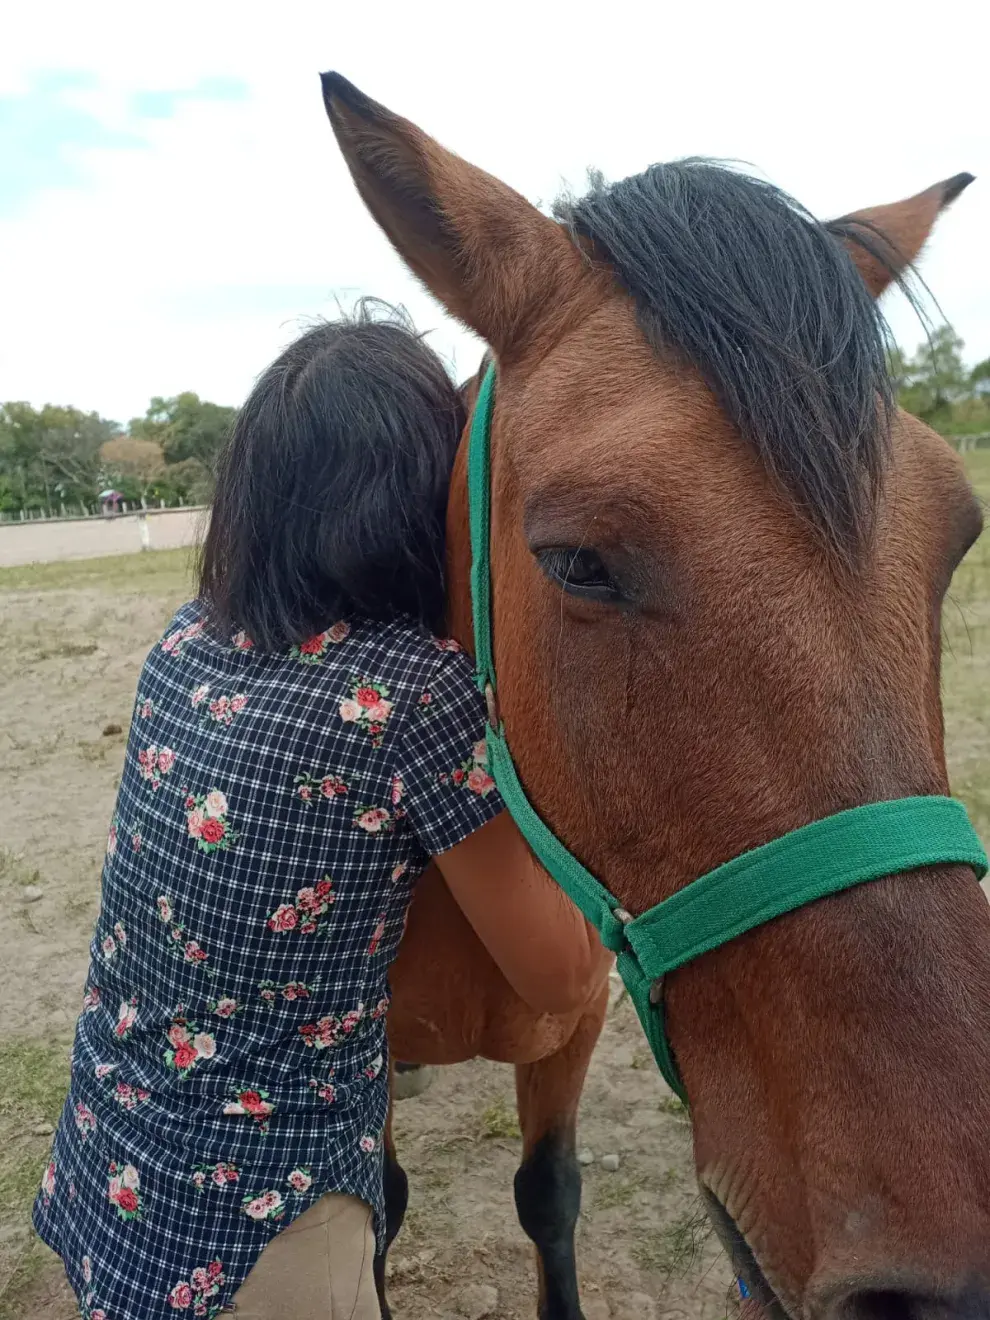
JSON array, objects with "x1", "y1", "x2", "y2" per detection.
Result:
[{"x1": 321, "y1": 75, "x2": 988, "y2": 1320}]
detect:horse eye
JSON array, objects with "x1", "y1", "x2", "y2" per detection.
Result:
[{"x1": 536, "y1": 548, "x2": 623, "y2": 602}]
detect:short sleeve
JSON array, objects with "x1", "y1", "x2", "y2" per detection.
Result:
[{"x1": 394, "y1": 649, "x2": 504, "y2": 855}]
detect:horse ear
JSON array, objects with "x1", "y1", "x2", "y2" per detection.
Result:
[
  {"x1": 320, "y1": 73, "x2": 596, "y2": 358},
  {"x1": 832, "y1": 173, "x2": 974, "y2": 298}
]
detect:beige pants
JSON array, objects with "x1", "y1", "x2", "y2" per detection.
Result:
[{"x1": 223, "y1": 1193, "x2": 380, "y2": 1319}]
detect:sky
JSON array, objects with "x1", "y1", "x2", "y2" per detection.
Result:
[{"x1": 2, "y1": 0, "x2": 987, "y2": 425}]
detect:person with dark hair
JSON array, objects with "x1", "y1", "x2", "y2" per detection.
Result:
[{"x1": 34, "y1": 305, "x2": 609, "y2": 1320}]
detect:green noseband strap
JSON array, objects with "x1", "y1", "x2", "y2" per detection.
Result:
[{"x1": 467, "y1": 363, "x2": 989, "y2": 1103}]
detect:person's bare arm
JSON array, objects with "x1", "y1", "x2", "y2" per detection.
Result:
[{"x1": 433, "y1": 811, "x2": 613, "y2": 1016}]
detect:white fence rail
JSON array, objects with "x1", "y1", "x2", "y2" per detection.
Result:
[{"x1": 0, "y1": 506, "x2": 209, "y2": 569}]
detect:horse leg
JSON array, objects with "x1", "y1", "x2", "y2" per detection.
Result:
[
  {"x1": 513, "y1": 982, "x2": 610, "y2": 1320},
  {"x1": 373, "y1": 1082, "x2": 409, "y2": 1320}
]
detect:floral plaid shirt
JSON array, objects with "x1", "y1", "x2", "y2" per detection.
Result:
[{"x1": 34, "y1": 602, "x2": 502, "y2": 1320}]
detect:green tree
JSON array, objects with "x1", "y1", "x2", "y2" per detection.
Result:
[
  {"x1": 970, "y1": 358, "x2": 990, "y2": 399},
  {"x1": 897, "y1": 327, "x2": 968, "y2": 424},
  {"x1": 129, "y1": 393, "x2": 236, "y2": 471},
  {"x1": 0, "y1": 402, "x2": 118, "y2": 512},
  {"x1": 99, "y1": 436, "x2": 166, "y2": 502},
  {"x1": 892, "y1": 330, "x2": 990, "y2": 438}
]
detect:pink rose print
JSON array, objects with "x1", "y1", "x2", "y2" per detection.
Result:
[
  {"x1": 106, "y1": 820, "x2": 118, "y2": 857},
  {"x1": 298, "y1": 1001, "x2": 364, "y2": 1051},
  {"x1": 191, "y1": 1161, "x2": 239, "y2": 1193},
  {"x1": 137, "y1": 744, "x2": 176, "y2": 791},
  {"x1": 309, "y1": 1075, "x2": 337, "y2": 1104},
  {"x1": 467, "y1": 766, "x2": 496, "y2": 795},
  {"x1": 74, "y1": 1101, "x2": 97, "y2": 1141},
  {"x1": 185, "y1": 788, "x2": 236, "y2": 854},
  {"x1": 298, "y1": 1014, "x2": 341, "y2": 1050},
  {"x1": 168, "y1": 1281, "x2": 193, "y2": 1309},
  {"x1": 440, "y1": 739, "x2": 496, "y2": 798},
  {"x1": 242, "y1": 1188, "x2": 285, "y2": 1222},
  {"x1": 293, "y1": 770, "x2": 348, "y2": 806},
  {"x1": 157, "y1": 895, "x2": 214, "y2": 974},
  {"x1": 258, "y1": 979, "x2": 314, "y2": 1008},
  {"x1": 391, "y1": 861, "x2": 408, "y2": 883},
  {"x1": 82, "y1": 984, "x2": 101, "y2": 1013},
  {"x1": 290, "y1": 622, "x2": 349, "y2": 663},
  {"x1": 341, "y1": 1005, "x2": 364, "y2": 1034},
  {"x1": 370, "y1": 995, "x2": 390, "y2": 1020},
  {"x1": 287, "y1": 1167, "x2": 313, "y2": 1194},
  {"x1": 137, "y1": 696, "x2": 155, "y2": 718},
  {"x1": 367, "y1": 913, "x2": 387, "y2": 956},
  {"x1": 164, "y1": 1012, "x2": 215, "y2": 1078},
  {"x1": 40, "y1": 1159, "x2": 55, "y2": 1204},
  {"x1": 267, "y1": 903, "x2": 297, "y2": 933},
  {"x1": 359, "y1": 1134, "x2": 377, "y2": 1154},
  {"x1": 354, "y1": 806, "x2": 394, "y2": 835},
  {"x1": 196, "y1": 690, "x2": 248, "y2": 728},
  {"x1": 107, "y1": 1161, "x2": 142, "y2": 1221},
  {"x1": 338, "y1": 676, "x2": 393, "y2": 747},
  {"x1": 223, "y1": 1086, "x2": 274, "y2": 1134},
  {"x1": 209, "y1": 996, "x2": 239, "y2": 1019},
  {"x1": 94, "y1": 1063, "x2": 117, "y2": 1080},
  {"x1": 166, "y1": 1259, "x2": 223, "y2": 1312},
  {"x1": 232, "y1": 629, "x2": 253, "y2": 651},
  {"x1": 101, "y1": 935, "x2": 117, "y2": 961},
  {"x1": 115, "y1": 996, "x2": 138, "y2": 1039},
  {"x1": 433, "y1": 637, "x2": 462, "y2": 652},
  {"x1": 363, "y1": 1052, "x2": 384, "y2": 1081},
  {"x1": 266, "y1": 877, "x2": 335, "y2": 936},
  {"x1": 160, "y1": 618, "x2": 203, "y2": 658},
  {"x1": 82, "y1": 1256, "x2": 92, "y2": 1285},
  {"x1": 113, "y1": 1080, "x2": 151, "y2": 1110},
  {"x1": 390, "y1": 775, "x2": 404, "y2": 805},
  {"x1": 114, "y1": 921, "x2": 127, "y2": 947}
]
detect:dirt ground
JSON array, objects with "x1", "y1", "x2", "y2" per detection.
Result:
[{"x1": 1, "y1": 446, "x2": 987, "y2": 1320}]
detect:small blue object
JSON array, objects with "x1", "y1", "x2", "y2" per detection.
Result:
[{"x1": 738, "y1": 1279, "x2": 750, "y2": 1300}]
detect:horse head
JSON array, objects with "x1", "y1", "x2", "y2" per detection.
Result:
[{"x1": 323, "y1": 73, "x2": 988, "y2": 1320}]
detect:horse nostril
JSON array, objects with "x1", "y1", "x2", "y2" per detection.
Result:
[
  {"x1": 835, "y1": 1292, "x2": 920, "y2": 1320},
  {"x1": 831, "y1": 1288, "x2": 990, "y2": 1320}
]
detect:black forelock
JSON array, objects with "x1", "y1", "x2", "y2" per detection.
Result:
[{"x1": 553, "y1": 161, "x2": 895, "y2": 560}]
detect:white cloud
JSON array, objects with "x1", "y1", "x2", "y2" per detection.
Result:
[{"x1": 2, "y1": 0, "x2": 987, "y2": 419}]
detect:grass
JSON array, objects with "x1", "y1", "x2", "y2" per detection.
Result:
[
  {"x1": 658, "y1": 1095, "x2": 689, "y2": 1118},
  {"x1": 0, "y1": 1040, "x2": 71, "y2": 1320},
  {"x1": 478, "y1": 1096, "x2": 521, "y2": 1141},
  {"x1": 593, "y1": 1171, "x2": 646, "y2": 1210},
  {"x1": 0, "y1": 546, "x2": 196, "y2": 596},
  {"x1": 631, "y1": 1205, "x2": 713, "y2": 1278}
]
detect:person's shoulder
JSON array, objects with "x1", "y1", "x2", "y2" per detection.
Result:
[
  {"x1": 155, "y1": 600, "x2": 204, "y2": 654},
  {"x1": 364, "y1": 619, "x2": 474, "y2": 683}
]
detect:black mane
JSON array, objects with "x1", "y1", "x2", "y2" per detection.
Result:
[{"x1": 553, "y1": 161, "x2": 894, "y2": 560}]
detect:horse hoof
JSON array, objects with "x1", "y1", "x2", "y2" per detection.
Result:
[{"x1": 392, "y1": 1063, "x2": 437, "y2": 1100}]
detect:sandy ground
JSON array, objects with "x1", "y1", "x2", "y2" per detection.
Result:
[{"x1": 0, "y1": 576, "x2": 736, "y2": 1320}]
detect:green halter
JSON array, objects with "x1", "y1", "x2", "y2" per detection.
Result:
[{"x1": 467, "y1": 362, "x2": 988, "y2": 1103}]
